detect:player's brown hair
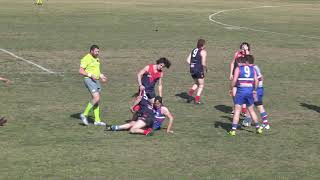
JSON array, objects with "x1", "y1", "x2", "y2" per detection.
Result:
[
  {"x1": 197, "y1": 39, "x2": 206, "y2": 48},
  {"x1": 245, "y1": 55, "x2": 254, "y2": 64},
  {"x1": 156, "y1": 57, "x2": 171, "y2": 68},
  {"x1": 240, "y1": 42, "x2": 250, "y2": 51}
]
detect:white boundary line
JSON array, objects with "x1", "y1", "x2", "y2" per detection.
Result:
[
  {"x1": 0, "y1": 48, "x2": 56, "y2": 74},
  {"x1": 208, "y1": 5, "x2": 320, "y2": 40}
]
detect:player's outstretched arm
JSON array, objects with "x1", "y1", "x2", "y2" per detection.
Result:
[
  {"x1": 162, "y1": 106, "x2": 174, "y2": 133},
  {"x1": 0, "y1": 76, "x2": 10, "y2": 84}
]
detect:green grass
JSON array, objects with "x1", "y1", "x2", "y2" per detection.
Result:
[{"x1": 0, "y1": 0, "x2": 320, "y2": 179}]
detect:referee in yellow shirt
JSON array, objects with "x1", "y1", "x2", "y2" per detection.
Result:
[{"x1": 79, "y1": 45, "x2": 107, "y2": 126}]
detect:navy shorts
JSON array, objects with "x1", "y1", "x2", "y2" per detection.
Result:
[
  {"x1": 138, "y1": 110, "x2": 154, "y2": 128},
  {"x1": 191, "y1": 71, "x2": 204, "y2": 79},
  {"x1": 145, "y1": 90, "x2": 156, "y2": 99}
]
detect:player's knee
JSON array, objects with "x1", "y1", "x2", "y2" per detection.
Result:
[
  {"x1": 93, "y1": 95, "x2": 100, "y2": 102},
  {"x1": 129, "y1": 128, "x2": 137, "y2": 133}
]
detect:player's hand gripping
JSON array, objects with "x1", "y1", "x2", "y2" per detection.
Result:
[{"x1": 139, "y1": 85, "x2": 145, "y2": 91}]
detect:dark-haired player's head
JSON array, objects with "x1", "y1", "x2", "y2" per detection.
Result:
[
  {"x1": 237, "y1": 56, "x2": 247, "y2": 64},
  {"x1": 154, "y1": 96, "x2": 163, "y2": 109},
  {"x1": 90, "y1": 45, "x2": 100, "y2": 58},
  {"x1": 156, "y1": 57, "x2": 171, "y2": 71},
  {"x1": 240, "y1": 42, "x2": 250, "y2": 51},
  {"x1": 245, "y1": 55, "x2": 254, "y2": 64},
  {"x1": 197, "y1": 39, "x2": 206, "y2": 49}
]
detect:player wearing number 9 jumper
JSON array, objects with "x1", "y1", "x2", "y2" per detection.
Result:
[
  {"x1": 186, "y1": 39, "x2": 207, "y2": 104},
  {"x1": 242, "y1": 55, "x2": 270, "y2": 129},
  {"x1": 229, "y1": 55, "x2": 263, "y2": 136}
]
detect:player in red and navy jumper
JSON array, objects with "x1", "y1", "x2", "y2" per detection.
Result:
[
  {"x1": 229, "y1": 42, "x2": 250, "y2": 115},
  {"x1": 229, "y1": 55, "x2": 263, "y2": 136},
  {"x1": 186, "y1": 39, "x2": 207, "y2": 104},
  {"x1": 137, "y1": 57, "x2": 171, "y2": 103},
  {"x1": 229, "y1": 42, "x2": 250, "y2": 81}
]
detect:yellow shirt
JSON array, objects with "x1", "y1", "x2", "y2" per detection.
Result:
[{"x1": 80, "y1": 53, "x2": 101, "y2": 79}]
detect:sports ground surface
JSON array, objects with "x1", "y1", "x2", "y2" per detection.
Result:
[{"x1": 0, "y1": 0, "x2": 319, "y2": 179}]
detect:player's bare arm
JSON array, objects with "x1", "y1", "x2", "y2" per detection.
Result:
[
  {"x1": 254, "y1": 71, "x2": 259, "y2": 90},
  {"x1": 230, "y1": 67, "x2": 239, "y2": 95},
  {"x1": 158, "y1": 75, "x2": 163, "y2": 97},
  {"x1": 137, "y1": 65, "x2": 149, "y2": 91},
  {"x1": 79, "y1": 67, "x2": 98, "y2": 80},
  {"x1": 161, "y1": 106, "x2": 174, "y2": 133},
  {"x1": 229, "y1": 52, "x2": 238, "y2": 80},
  {"x1": 186, "y1": 53, "x2": 191, "y2": 64},
  {"x1": 201, "y1": 49, "x2": 207, "y2": 72},
  {"x1": 0, "y1": 76, "x2": 10, "y2": 84},
  {"x1": 229, "y1": 60, "x2": 235, "y2": 80}
]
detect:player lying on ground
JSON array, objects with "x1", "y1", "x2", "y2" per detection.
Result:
[
  {"x1": 106, "y1": 96, "x2": 174, "y2": 135},
  {"x1": 106, "y1": 90, "x2": 155, "y2": 136}
]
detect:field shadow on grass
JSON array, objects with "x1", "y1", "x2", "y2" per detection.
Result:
[
  {"x1": 300, "y1": 103, "x2": 320, "y2": 113},
  {"x1": 214, "y1": 121, "x2": 231, "y2": 132},
  {"x1": 70, "y1": 113, "x2": 95, "y2": 125},
  {"x1": 220, "y1": 115, "x2": 232, "y2": 122},
  {"x1": 175, "y1": 92, "x2": 194, "y2": 103},
  {"x1": 214, "y1": 105, "x2": 233, "y2": 114},
  {"x1": 215, "y1": 116, "x2": 254, "y2": 133}
]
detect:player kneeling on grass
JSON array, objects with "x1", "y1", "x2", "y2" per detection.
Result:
[{"x1": 229, "y1": 55, "x2": 263, "y2": 136}]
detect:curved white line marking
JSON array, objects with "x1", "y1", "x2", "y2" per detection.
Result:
[
  {"x1": 209, "y1": 5, "x2": 320, "y2": 40},
  {"x1": 0, "y1": 48, "x2": 55, "y2": 74}
]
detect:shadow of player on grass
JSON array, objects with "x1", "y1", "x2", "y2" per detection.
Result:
[
  {"x1": 300, "y1": 103, "x2": 320, "y2": 113},
  {"x1": 215, "y1": 115, "x2": 255, "y2": 133},
  {"x1": 70, "y1": 113, "x2": 95, "y2": 126},
  {"x1": 214, "y1": 105, "x2": 233, "y2": 114},
  {"x1": 175, "y1": 92, "x2": 194, "y2": 103}
]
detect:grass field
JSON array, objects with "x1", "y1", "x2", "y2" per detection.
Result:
[{"x1": 0, "y1": 0, "x2": 319, "y2": 179}]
